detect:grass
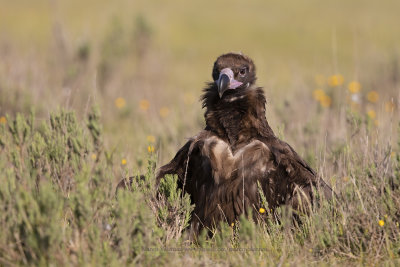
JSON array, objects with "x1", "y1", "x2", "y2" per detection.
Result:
[
  {"x1": 1, "y1": 0, "x2": 400, "y2": 265},
  {"x1": 0, "y1": 109, "x2": 399, "y2": 265}
]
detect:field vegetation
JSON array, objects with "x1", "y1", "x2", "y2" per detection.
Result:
[{"x1": 0, "y1": 0, "x2": 400, "y2": 265}]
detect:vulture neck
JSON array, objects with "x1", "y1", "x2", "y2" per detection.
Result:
[{"x1": 202, "y1": 85, "x2": 275, "y2": 151}]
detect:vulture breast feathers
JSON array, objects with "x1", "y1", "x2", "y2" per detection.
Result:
[{"x1": 156, "y1": 53, "x2": 333, "y2": 236}]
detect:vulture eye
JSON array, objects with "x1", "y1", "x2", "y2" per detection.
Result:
[{"x1": 239, "y1": 67, "x2": 247, "y2": 77}]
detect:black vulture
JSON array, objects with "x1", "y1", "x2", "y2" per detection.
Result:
[{"x1": 156, "y1": 53, "x2": 334, "y2": 237}]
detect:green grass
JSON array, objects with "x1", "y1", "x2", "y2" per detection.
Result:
[
  {"x1": 1, "y1": 0, "x2": 400, "y2": 265},
  {"x1": 0, "y1": 109, "x2": 399, "y2": 266}
]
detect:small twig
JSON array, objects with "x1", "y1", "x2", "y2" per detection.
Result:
[{"x1": 242, "y1": 154, "x2": 245, "y2": 213}]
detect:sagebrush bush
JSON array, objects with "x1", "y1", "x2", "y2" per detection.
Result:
[
  {"x1": 0, "y1": 110, "x2": 399, "y2": 266},
  {"x1": 0, "y1": 109, "x2": 190, "y2": 265}
]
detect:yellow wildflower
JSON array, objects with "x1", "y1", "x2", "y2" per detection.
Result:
[
  {"x1": 367, "y1": 91, "x2": 379, "y2": 103},
  {"x1": 146, "y1": 135, "x2": 156, "y2": 143},
  {"x1": 259, "y1": 207, "x2": 266, "y2": 214},
  {"x1": 314, "y1": 75, "x2": 325, "y2": 86},
  {"x1": 159, "y1": 107, "x2": 170, "y2": 118},
  {"x1": 348, "y1": 81, "x2": 361, "y2": 94},
  {"x1": 385, "y1": 101, "x2": 395, "y2": 113},
  {"x1": 139, "y1": 99, "x2": 150, "y2": 111},
  {"x1": 91, "y1": 153, "x2": 97, "y2": 160},
  {"x1": 367, "y1": 110, "x2": 376, "y2": 120},
  {"x1": 114, "y1": 97, "x2": 126, "y2": 109},
  {"x1": 378, "y1": 220, "x2": 385, "y2": 227},
  {"x1": 231, "y1": 222, "x2": 235, "y2": 227},
  {"x1": 147, "y1": 145, "x2": 155, "y2": 153},
  {"x1": 121, "y1": 159, "x2": 127, "y2": 165},
  {"x1": 312, "y1": 89, "x2": 325, "y2": 101},
  {"x1": 0, "y1": 116, "x2": 6, "y2": 124},
  {"x1": 319, "y1": 95, "x2": 332, "y2": 108},
  {"x1": 328, "y1": 74, "x2": 344, "y2": 87}
]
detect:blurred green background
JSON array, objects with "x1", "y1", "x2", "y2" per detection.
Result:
[{"x1": 1, "y1": 0, "x2": 399, "y2": 171}]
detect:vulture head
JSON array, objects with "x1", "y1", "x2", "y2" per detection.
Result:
[{"x1": 212, "y1": 53, "x2": 257, "y2": 98}]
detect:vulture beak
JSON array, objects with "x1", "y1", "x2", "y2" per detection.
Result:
[{"x1": 216, "y1": 68, "x2": 243, "y2": 98}]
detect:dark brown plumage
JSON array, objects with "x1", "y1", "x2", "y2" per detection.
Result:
[{"x1": 156, "y1": 53, "x2": 333, "y2": 237}]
